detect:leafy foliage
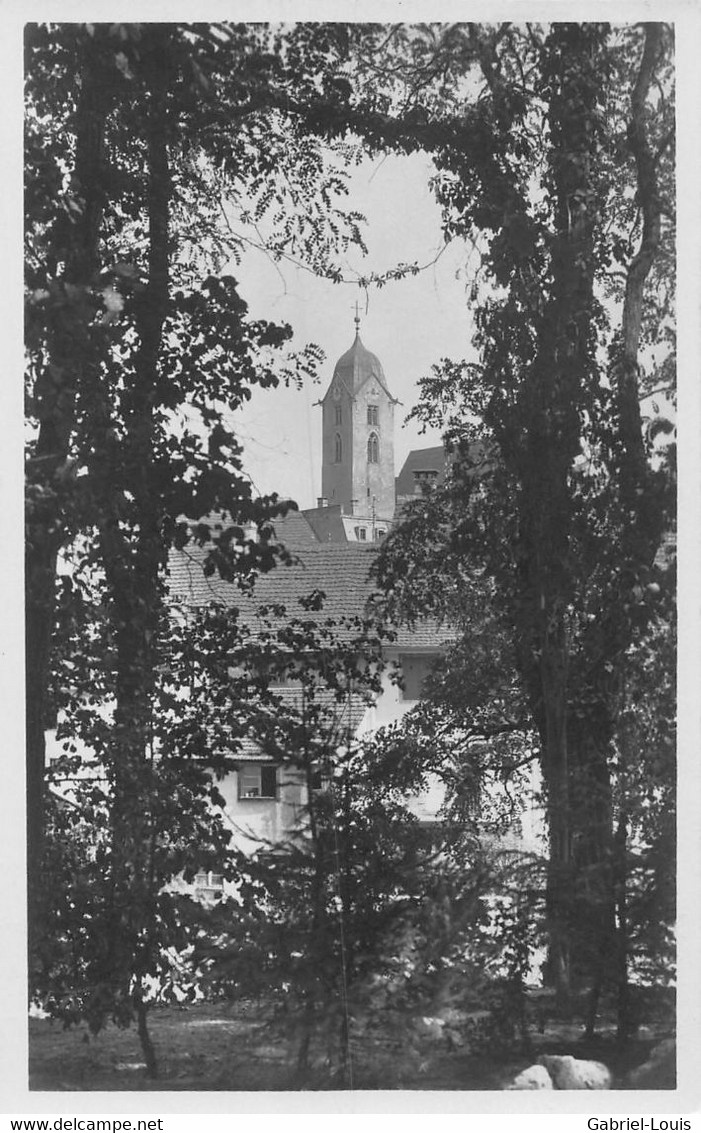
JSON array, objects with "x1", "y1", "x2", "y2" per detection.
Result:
[
  {"x1": 179, "y1": 599, "x2": 548, "y2": 1083},
  {"x1": 366, "y1": 21, "x2": 675, "y2": 1023},
  {"x1": 27, "y1": 22, "x2": 676, "y2": 1079},
  {"x1": 25, "y1": 21, "x2": 379, "y2": 1073}
]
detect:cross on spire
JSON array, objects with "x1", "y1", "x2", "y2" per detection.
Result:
[{"x1": 352, "y1": 300, "x2": 361, "y2": 333}]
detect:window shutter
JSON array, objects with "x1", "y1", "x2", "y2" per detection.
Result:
[{"x1": 261, "y1": 765, "x2": 277, "y2": 798}]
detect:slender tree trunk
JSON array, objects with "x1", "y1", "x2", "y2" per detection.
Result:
[
  {"x1": 540, "y1": 617, "x2": 574, "y2": 1007},
  {"x1": 93, "y1": 29, "x2": 172, "y2": 1038},
  {"x1": 25, "y1": 35, "x2": 109, "y2": 979},
  {"x1": 25, "y1": 538, "x2": 58, "y2": 970},
  {"x1": 336, "y1": 764, "x2": 355, "y2": 1087},
  {"x1": 296, "y1": 758, "x2": 326, "y2": 1080},
  {"x1": 617, "y1": 24, "x2": 664, "y2": 506},
  {"x1": 133, "y1": 981, "x2": 159, "y2": 1079},
  {"x1": 613, "y1": 813, "x2": 631, "y2": 1043}
]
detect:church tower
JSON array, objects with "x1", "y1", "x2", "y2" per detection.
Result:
[{"x1": 318, "y1": 313, "x2": 397, "y2": 539}]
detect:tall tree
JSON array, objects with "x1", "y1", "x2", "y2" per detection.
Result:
[
  {"x1": 362, "y1": 22, "x2": 675, "y2": 1012},
  {"x1": 25, "y1": 20, "x2": 370, "y2": 1027}
]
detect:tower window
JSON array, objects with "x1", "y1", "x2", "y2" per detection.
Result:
[
  {"x1": 367, "y1": 404, "x2": 379, "y2": 426},
  {"x1": 334, "y1": 433, "x2": 342, "y2": 463},
  {"x1": 334, "y1": 405, "x2": 342, "y2": 426},
  {"x1": 367, "y1": 433, "x2": 379, "y2": 463}
]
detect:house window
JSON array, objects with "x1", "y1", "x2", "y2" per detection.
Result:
[
  {"x1": 367, "y1": 404, "x2": 378, "y2": 426},
  {"x1": 310, "y1": 766, "x2": 331, "y2": 793},
  {"x1": 399, "y1": 655, "x2": 431, "y2": 701},
  {"x1": 334, "y1": 405, "x2": 342, "y2": 426},
  {"x1": 238, "y1": 764, "x2": 277, "y2": 799},
  {"x1": 334, "y1": 433, "x2": 342, "y2": 463},
  {"x1": 354, "y1": 526, "x2": 367, "y2": 541},
  {"x1": 376, "y1": 528, "x2": 386, "y2": 540},
  {"x1": 194, "y1": 871, "x2": 224, "y2": 900},
  {"x1": 367, "y1": 433, "x2": 379, "y2": 463}
]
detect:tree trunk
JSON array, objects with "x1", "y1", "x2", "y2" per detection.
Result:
[
  {"x1": 511, "y1": 24, "x2": 608, "y2": 1003},
  {"x1": 25, "y1": 536, "x2": 58, "y2": 971},
  {"x1": 540, "y1": 617, "x2": 574, "y2": 1007},
  {"x1": 25, "y1": 34, "x2": 109, "y2": 979},
  {"x1": 613, "y1": 813, "x2": 632, "y2": 1043},
  {"x1": 336, "y1": 762, "x2": 355, "y2": 1086},
  {"x1": 294, "y1": 758, "x2": 327, "y2": 1081},
  {"x1": 608, "y1": 24, "x2": 668, "y2": 1042},
  {"x1": 134, "y1": 982, "x2": 159, "y2": 1079},
  {"x1": 92, "y1": 27, "x2": 172, "y2": 1022}
]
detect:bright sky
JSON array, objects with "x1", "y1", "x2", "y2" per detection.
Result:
[{"x1": 232, "y1": 151, "x2": 478, "y2": 509}]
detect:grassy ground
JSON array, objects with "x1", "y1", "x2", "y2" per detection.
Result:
[{"x1": 29, "y1": 999, "x2": 673, "y2": 1092}]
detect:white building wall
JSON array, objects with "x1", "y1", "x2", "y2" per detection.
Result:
[
  {"x1": 215, "y1": 764, "x2": 307, "y2": 856},
  {"x1": 359, "y1": 651, "x2": 445, "y2": 822},
  {"x1": 215, "y1": 649, "x2": 446, "y2": 853}
]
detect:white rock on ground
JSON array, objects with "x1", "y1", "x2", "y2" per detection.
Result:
[
  {"x1": 539, "y1": 1054, "x2": 612, "y2": 1089},
  {"x1": 506, "y1": 1064, "x2": 555, "y2": 1090}
]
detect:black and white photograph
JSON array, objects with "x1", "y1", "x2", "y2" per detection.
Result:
[{"x1": 9, "y1": 3, "x2": 699, "y2": 1118}]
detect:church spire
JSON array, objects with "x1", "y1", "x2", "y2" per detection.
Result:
[{"x1": 319, "y1": 322, "x2": 396, "y2": 524}]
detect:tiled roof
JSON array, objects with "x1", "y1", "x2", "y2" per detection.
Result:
[
  {"x1": 168, "y1": 528, "x2": 454, "y2": 649},
  {"x1": 395, "y1": 445, "x2": 449, "y2": 499},
  {"x1": 169, "y1": 540, "x2": 375, "y2": 624},
  {"x1": 209, "y1": 687, "x2": 370, "y2": 762},
  {"x1": 268, "y1": 509, "x2": 319, "y2": 548},
  {"x1": 169, "y1": 523, "x2": 454, "y2": 763},
  {"x1": 395, "y1": 441, "x2": 490, "y2": 501},
  {"x1": 393, "y1": 619, "x2": 454, "y2": 649},
  {"x1": 302, "y1": 505, "x2": 349, "y2": 544}
]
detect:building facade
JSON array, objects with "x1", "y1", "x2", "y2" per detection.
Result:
[{"x1": 167, "y1": 527, "x2": 452, "y2": 886}]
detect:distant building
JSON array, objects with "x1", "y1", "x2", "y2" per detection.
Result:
[
  {"x1": 168, "y1": 530, "x2": 452, "y2": 892},
  {"x1": 162, "y1": 321, "x2": 465, "y2": 887},
  {"x1": 304, "y1": 315, "x2": 397, "y2": 543},
  {"x1": 395, "y1": 444, "x2": 450, "y2": 511},
  {"x1": 303, "y1": 315, "x2": 453, "y2": 543}
]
